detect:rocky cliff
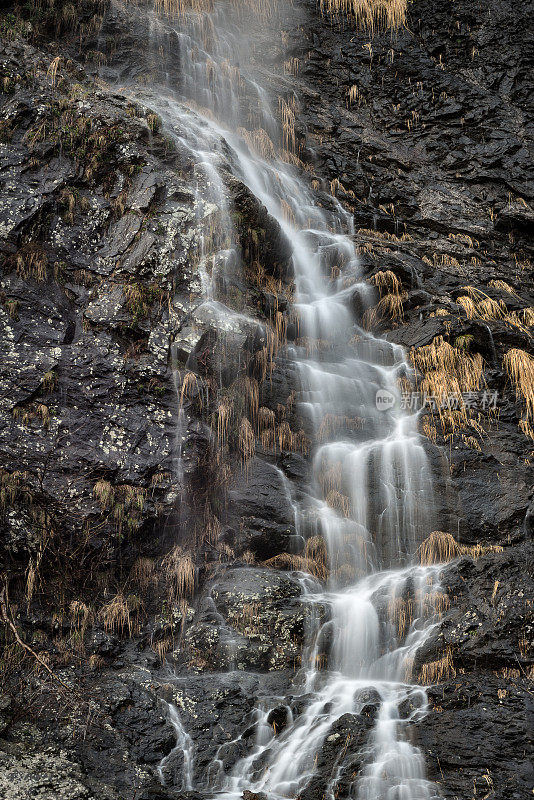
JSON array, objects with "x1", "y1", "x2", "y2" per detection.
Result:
[{"x1": 0, "y1": 1, "x2": 532, "y2": 799}]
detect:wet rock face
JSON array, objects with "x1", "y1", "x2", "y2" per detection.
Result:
[
  {"x1": 298, "y1": 713, "x2": 373, "y2": 800},
  {"x1": 224, "y1": 458, "x2": 299, "y2": 559},
  {"x1": 185, "y1": 567, "x2": 312, "y2": 672}
]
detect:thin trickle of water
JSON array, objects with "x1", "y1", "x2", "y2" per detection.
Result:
[
  {"x1": 136, "y1": 2, "x2": 442, "y2": 798},
  {"x1": 158, "y1": 702, "x2": 195, "y2": 789}
]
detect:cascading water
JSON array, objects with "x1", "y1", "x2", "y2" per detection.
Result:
[{"x1": 122, "y1": 1, "x2": 444, "y2": 797}]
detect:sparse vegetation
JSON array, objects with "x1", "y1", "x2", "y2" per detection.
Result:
[
  {"x1": 320, "y1": 0, "x2": 407, "y2": 33},
  {"x1": 418, "y1": 531, "x2": 503, "y2": 566},
  {"x1": 503, "y1": 349, "x2": 534, "y2": 433}
]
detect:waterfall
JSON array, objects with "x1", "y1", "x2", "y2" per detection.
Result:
[{"x1": 127, "y1": 1, "x2": 442, "y2": 797}]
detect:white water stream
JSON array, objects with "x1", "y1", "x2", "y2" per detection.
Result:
[{"x1": 127, "y1": 2, "x2": 442, "y2": 797}]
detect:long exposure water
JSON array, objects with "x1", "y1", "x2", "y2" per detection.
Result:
[{"x1": 123, "y1": 1, "x2": 443, "y2": 797}]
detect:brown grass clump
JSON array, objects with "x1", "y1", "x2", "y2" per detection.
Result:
[
  {"x1": 457, "y1": 286, "x2": 532, "y2": 334},
  {"x1": 129, "y1": 557, "x2": 157, "y2": 591},
  {"x1": 320, "y1": 0, "x2": 407, "y2": 32},
  {"x1": 99, "y1": 594, "x2": 138, "y2": 637},
  {"x1": 279, "y1": 96, "x2": 297, "y2": 154},
  {"x1": 326, "y1": 489, "x2": 351, "y2": 517},
  {"x1": 12, "y1": 402, "x2": 50, "y2": 428},
  {"x1": 161, "y1": 546, "x2": 195, "y2": 600},
  {"x1": 457, "y1": 291, "x2": 506, "y2": 322},
  {"x1": 93, "y1": 481, "x2": 146, "y2": 536},
  {"x1": 318, "y1": 460, "x2": 343, "y2": 495},
  {"x1": 258, "y1": 406, "x2": 276, "y2": 431},
  {"x1": 418, "y1": 531, "x2": 503, "y2": 566},
  {"x1": 370, "y1": 269, "x2": 401, "y2": 296},
  {"x1": 153, "y1": 636, "x2": 174, "y2": 663},
  {"x1": 180, "y1": 371, "x2": 201, "y2": 406},
  {"x1": 418, "y1": 647, "x2": 456, "y2": 684},
  {"x1": 488, "y1": 279, "x2": 519, "y2": 298},
  {"x1": 363, "y1": 291, "x2": 407, "y2": 329},
  {"x1": 305, "y1": 535, "x2": 328, "y2": 574},
  {"x1": 47, "y1": 56, "x2": 62, "y2": 86},
  {"x1": 238, "y1": 127, "x2": 277, "y2": 160},
  {"x1": 93, "y1": 479, "x2": 114, "y2": 510},
  {"x1": 263, "y1": 544, "x2": 328, "y2": 581},
  {"x1": 388, "y1": 596, "x2": 415, "y2": 639},
  {"x1": 411, "y1": 335, "x2": 486, "y2": 437},
  {"x1": 70, "y1": 600, "x2": 92, "y2": 632},
  {"x1": 245, "y1": 377, "x2": 259, "y2": 423},
  {"x1": 216, "y1": 401, "x2": 232, "y2": 447},
  {"x1": 389, "y1": 591, "x2": 449, "y2": 639},
  {"x1": 14, "y1": 244, "x2": 48, "y2": 282},
  {"x1": 503, "y1": 348, "x2": 534, "y2": 423},
  {"x1": 239, "y1": 417, "x2": 255, "y2": 467},
  {"x1": 263, "y1": 552, "x2": 315, "y2": 578}
]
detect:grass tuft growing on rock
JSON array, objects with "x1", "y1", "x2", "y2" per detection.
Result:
[
  {"x1": 418, "y1": 647, "x2": 456, "y2": 684},
  {"x1": 503, "y1": 348, "x2": 534, "y2": 425},
  {"x1": 320, "y1": 0, "x2": 407, "y2": 33},
  {"x1": 161, "y1": 546, "x2": 195, "y2": 600},
  {"x1": 99, "y1": 594, "x2": 138, "y2": 637},
  {"x1": 418, "y1": 531, "x2": 503, "y2": 566},
  {"x1": 411, "y1": 335, "x2": 486, "y2": 438}
]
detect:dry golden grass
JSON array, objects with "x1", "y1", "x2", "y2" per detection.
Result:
[
  {"x1": 363, "y1": 290, "x2": 406, "y2": 329},
  {"x1": 238, "y1": 127, "x2": 277, "y2": 160},
  {"x1": 347, "y1": 83, "x2": 361, "y2": 106},
  {"x1": 70, "y1": 600, "x2": 92, "y2": 632},
  {"x1": 519, "y1": 419, "x2": 534, "y2": 440},
  {"x1": 503, "y1": 348, "x2": 534, "y2": 423},
  {"x1": 388, "y1": 596, "x2": 415, "y2": 638},
  {"x1": 457, "y1": 286, "x2": 532, "y2": 334},
  {"x1": 369, "y1": 269, "x2": 401, "y2": 296},
  {"x1": 161, "y1": 546, "x2": 195, "y2": 600},
  {"x1": 358, "y1": 227, "x2": 412, "y2": 243},
  {"x1": 418, "y1": 647, "x2": 456, "y2": 684},
  {"x1": 99, "y1": 594, "x2": 138, "y2": 637},
  {"x1": 88, "y1": 654, "x2": 105, "y2": 670},
  {"x1": 93, "y1": 479, "x2": 114, "y2": 510},
  {"x1": 320, "y1": 0, "x2": 407, "y2": 32},
  {"x1": 263, "y1": 551, "x2": 327, "y2": 581},
  {"x1": 245, "y1": 377, "x2": 259, "y2": 422},
  {"x1": 457, "y1": 291, "x2": 506, "y2": 321},
  {"x1": 411, "y1": 335, "x2": 486, "y2": 436},
  {"x1": 317, "y1": 413, "x2": 363, "y2": 442},
  {"x1": 326, "y1": 489, "x2": 351, "y2": 517},
  {"x1": 153, "y1": 637, "x2": 173, "y2": 663},
  {"x1": 488, "y1": 279, "x2": 519, "y2": 298},
  {"x1": 216, "y1": 401, "x2": 232, "y2": 447},
  {"x1": 284, "y1": 56, "x2": 300, "y2": 76},
  {"x1": 418, "y1": 531, "x2": 503, "y2": 566},
  {"x1": 12, "y1": 402, "x2": 50, "y2": 428},
  {"x1": 15, "y1": 245, "x2": 48, "y2": 282},
  {"x1": 201, "y1": 508, "x2": 221, "y2": 546},
  {"x1": 305, "y1": 535, "x2": 328, "y2": 571},
  {"x1": 46, "y1": 56, "x2": 61, "y2": 87},
  {"x1": 258, "y1": 406, "x2": 276, "y2": 431},
  {"x1": 263, "y1": 535, "x2": 328, "y2": 581},
  {"x1": 239, "y1": 417, "x2": 255, "y2": 466},
  {"x1": 180, "y1": 371, "x2": 201, "y2": 407},
  {"x1": 129, "y1": 557, "x2": 157, "y2": 591},
  {"x1": 279, "y1": 96, "x2": 297, "y2": 154}
]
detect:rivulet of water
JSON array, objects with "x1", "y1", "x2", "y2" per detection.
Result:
[{"x1": 118, "y1": 1, "x2": 442, "y2": 797}]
